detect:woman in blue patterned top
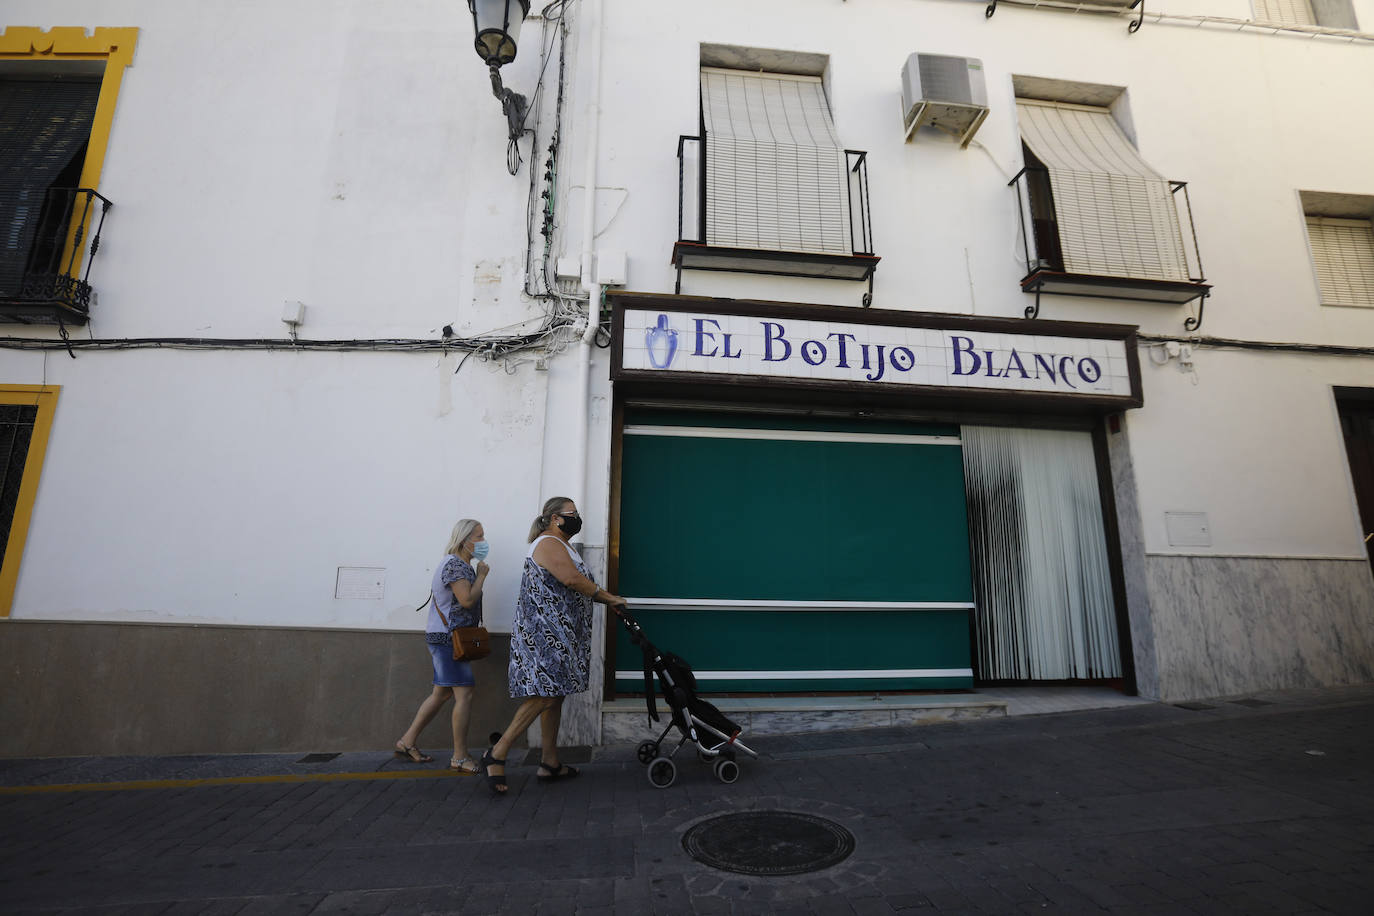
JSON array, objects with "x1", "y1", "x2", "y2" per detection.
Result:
[
  {"x1": 394, "y1": 518, "x2": 489, "y2": 771},
  {"x1": 481, "y1": 497, "x2": 627, "y2": 796}
]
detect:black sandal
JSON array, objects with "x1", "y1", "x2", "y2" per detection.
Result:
[
  {"x1": 537, "y1": 761, "x2": 580, "y2": 781},
  {"x1": 480, "y1": 749, "x2": 508, "y2": 796}
]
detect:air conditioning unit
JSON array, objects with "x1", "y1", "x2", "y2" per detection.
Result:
[
  {"x1": 900, "y1": 53, "x2": 990, "y2": 148},
  {"x1": 1073, "y1": 0, "x2": 1140, "y2": 10}
]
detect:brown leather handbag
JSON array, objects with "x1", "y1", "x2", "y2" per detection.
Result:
[
  {"x1": 450, "y1": 626, "x2": 491, "y2": 661},
  {"x1": 433, "y1": 595, "x2": 491, "y2": 661}
]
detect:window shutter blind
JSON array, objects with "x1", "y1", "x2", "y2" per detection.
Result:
[
  {"x1": 1307, "y1": 216, "x2": 1374, "y2": 307},
  {"x1": 0, "y1": 77, "x2": 102, "y2": 294},
  {"x1": 1017, "y1": 100, "x2": 1190, "y2": 283},
  {"x1": 961, "y1": 426, "x2": 1121, "y2": 681},
  {"x1": 700, "y1": 68, "x2": 852, "y2": 255},
  {"x1": 0, "y1": 78, "x2": 102, "y2": 180},
  {"x1": 1253, "y1": 0, "x2": 1317, "y2": 25}
]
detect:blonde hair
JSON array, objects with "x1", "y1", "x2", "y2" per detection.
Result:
[
  {"x1": 445, "y1": 519, "x2": 481, "y2": 556},
  {"x1": 527, "y1": 497, "x2": 573, "y2": 543}
]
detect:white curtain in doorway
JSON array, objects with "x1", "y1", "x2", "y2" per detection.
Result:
[{"x1": 961, "y1": 426, "x2": 1121, "y2": 680}]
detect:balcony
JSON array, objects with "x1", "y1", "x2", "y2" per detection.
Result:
[
  {"x1": 1009, "y1": 165, "x2": 1210, "y2": 326},
  {"x1": 673, "y1": 136, "x2": 879, "y2": 302},
  {"x1": 0, "y1": 185, "x2": 112, "y2": 326}
]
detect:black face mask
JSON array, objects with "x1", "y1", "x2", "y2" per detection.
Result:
[{"x1": 558, "y1": 513, "x2": 583, "y2": 537}]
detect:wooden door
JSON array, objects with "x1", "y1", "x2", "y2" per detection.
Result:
[{"x1": 1337, "y1": 395, "x2": 1374, "y2": 574}]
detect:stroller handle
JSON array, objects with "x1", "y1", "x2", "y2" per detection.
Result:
[{"x1": 612, "y1": 605, "x2": 653, "y2": 648}]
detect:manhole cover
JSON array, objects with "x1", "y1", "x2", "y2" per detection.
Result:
[
  {"x1": 1174, "y1": 702, "x2": 1215, "y2": 711},
  {"x1": 682, "y1": 811, "x2": 855, "y2": 876}
]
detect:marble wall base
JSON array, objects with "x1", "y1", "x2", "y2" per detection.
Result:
[
  {"x1": 601, "y1": 698, "x2": 1007, "y2": 744},
  {"x1": 1144, "y1": 555, "x2": 1374, "y2": 701},
  {"x1": 529, "y1": 608, "x2": 607, "y2": 748}
]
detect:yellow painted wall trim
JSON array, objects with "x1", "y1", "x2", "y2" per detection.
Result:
[
  {"x1": 0, "y1": 386, "x2": 61, "y2": 618},
  {"x1": 0, "y1": 27, "x2": 139, "y2": 276},
  {"x1": 0, "y1": 26, "x2": 137, "y2": 63}
]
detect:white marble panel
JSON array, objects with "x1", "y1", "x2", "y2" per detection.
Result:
[
  {"x1": 1107, "y1": 417, "x2": 1160, "y2": 699},
  {"x1": 600, "y1": 697, "x2": 1008, "y2": 743},
  {"x1": 1145, "y1": 555, "x2": 1374, "y2": 701}
]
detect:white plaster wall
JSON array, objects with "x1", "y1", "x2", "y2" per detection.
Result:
[
  {"x1": 3, "y1": 0, "x2": 1373, "y2": 676},
  {"x1": 587, "y1": 0, "x2": 1374, "y2": 564},
  {"x1": 0, "y1": 1, "x2": 588, "y2": 633},
  {"x1": 590, "y1": 0, "x2": 1374, "y2": 335},
  {"x1": 7, "y1": 0, "x2": 550, "y2": 341},
  {"x1": 1128, "y1": 347, "x2": 1373, "y2": 558},
  {"x1": 5, "y1": 347, "x2": 554, "y2": 633}
]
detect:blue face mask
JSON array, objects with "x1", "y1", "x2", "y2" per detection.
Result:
[{"x1": 471, "y1": 540, "x2": 489, "y2": 561}]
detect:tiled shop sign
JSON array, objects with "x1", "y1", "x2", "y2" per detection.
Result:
[{"x1": 622, "y1": 309, "x2": 1131, "y2": 398}]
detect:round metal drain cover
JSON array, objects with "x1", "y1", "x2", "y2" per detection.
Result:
[{"x1": 682, "y1": 811, "x2": 855, "y2": 876}]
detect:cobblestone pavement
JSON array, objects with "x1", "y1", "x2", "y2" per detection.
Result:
[{"x1": 1, "y1": 685, "x2": 1371, "y2": 915}]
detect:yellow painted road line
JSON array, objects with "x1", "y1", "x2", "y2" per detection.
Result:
[{"x1": 0, "y1": 768, "x2": 471, "y2": 796}]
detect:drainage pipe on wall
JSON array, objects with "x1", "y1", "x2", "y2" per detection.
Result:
[{"x1": 571, "y1": 0, "x2": 603, "y2": 519}]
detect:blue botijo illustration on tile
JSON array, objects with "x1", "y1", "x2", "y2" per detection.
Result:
[{"x1": 646, "y1": 313, "x2": 678, "y2": 368}]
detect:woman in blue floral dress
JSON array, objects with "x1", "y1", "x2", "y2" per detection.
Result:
[{"x1": 481, "y1": 497, "x2": 627, "y2": 796}]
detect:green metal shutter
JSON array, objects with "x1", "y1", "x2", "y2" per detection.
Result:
[{"x1": 614, "y1": 411, "x2": 975, "y2": 693}]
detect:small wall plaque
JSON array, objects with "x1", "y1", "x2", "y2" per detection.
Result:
[{"x1": 335, "y1": 567, "x2": 386, "y2": 600}]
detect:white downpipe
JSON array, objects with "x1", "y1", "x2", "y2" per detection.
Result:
[{"x1": 572, "y1": 0, "x2": 603, "y2": 516}]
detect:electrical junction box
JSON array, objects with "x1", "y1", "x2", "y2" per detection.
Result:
[
  {"x1": 1165, "y1": 512, "x2": 1211, "y2": 548},
  {"x1": 595, "y1": 249, "x2": 627, "y2": 286},
  {"x1": 555, "y1": 257, "x2": 581, "y2": 280},
  {"x1": 282, "y1": 300, "x2": 305, "y2": 326}
]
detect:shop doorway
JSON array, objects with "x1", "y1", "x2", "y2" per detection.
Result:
[
  {"x1": 1336, "y1": 390, "x2": 1374, "y2": 576},
  {"x1": 961, "y1": 426, "x2": 1122, "y2": 681}
]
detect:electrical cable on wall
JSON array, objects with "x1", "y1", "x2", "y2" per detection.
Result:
[
  {"x1": 1138, "y1": 335, "x2": 1374, "y2": 358},
  {"x1": 0, "y1": 334, "x2": 551, "y2": 356}
]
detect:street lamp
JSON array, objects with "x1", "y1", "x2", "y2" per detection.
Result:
[
  {"x1": 469, "y1": 0, "x2": 531, "y2": 66},
  {"x1": 468, "y1": 0, "x2": 531, "y2": 170}
]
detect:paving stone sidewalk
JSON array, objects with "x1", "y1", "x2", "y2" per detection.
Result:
[{"x1": 1, "y1": 685, "x2": 1372, "y2": 915}]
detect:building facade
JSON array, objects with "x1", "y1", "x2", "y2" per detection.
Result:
[{"x1": 2, "y1": 0, "x2": 1372, "y2": 756}]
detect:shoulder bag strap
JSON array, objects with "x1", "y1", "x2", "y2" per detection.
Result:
[{"x1": 431, "y1": 593, "x2": 451, "y2": 629}]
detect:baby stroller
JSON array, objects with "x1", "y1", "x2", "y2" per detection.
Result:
[{"x1": 614, "y1": 607, "x2": 758, "y2": 788}]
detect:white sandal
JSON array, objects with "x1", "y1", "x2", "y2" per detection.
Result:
[{"x1": 449, "y1": 756, "x2": 481, "y2": 774}]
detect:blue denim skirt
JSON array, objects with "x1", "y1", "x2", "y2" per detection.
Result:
[{"x1": 428, "y1": 644, "x2": 475, "y2": 687}]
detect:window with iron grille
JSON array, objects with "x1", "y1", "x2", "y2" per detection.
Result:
[
  {"x1": 0, "y1": 385, "x2": 58, "y2": 617},
  {"x1": 1016, "y1": 97, "x2": 1189, "y2": 283},
  {"x1": 0, "y1": 75, "x2": 102, "y2": 301},
  {"x1": 0, "y1": 403, "x2": 38, "y2": 565},
  {"x1": 700, "y1": 67, "x2": 851, "y2": 256}
]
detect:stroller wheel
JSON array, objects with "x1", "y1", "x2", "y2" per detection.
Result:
[
  {"x1": 713, "y1": 758, "x2": 740, "y2": 784},
  {"x1": 647, "y1": 757, "x2": 677, "y2": 789},
  {"x1": 636, "y1": 741, "x2": 659, "y2": 766}
]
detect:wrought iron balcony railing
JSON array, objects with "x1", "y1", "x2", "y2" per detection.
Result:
[
  {"x1": 1008, "y1": 165, "x2": 1210, "y2": 328},
  {"x1": 673, "y1": 136, "x2": 880, "y2": 304},
  {"x1": 0, "y1": 184, "x2": 112, "y2": 325}
]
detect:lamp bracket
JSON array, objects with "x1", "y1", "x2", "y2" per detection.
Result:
[{"x1": 489, "y1": 65, "x2": 528, "y2": 141}]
